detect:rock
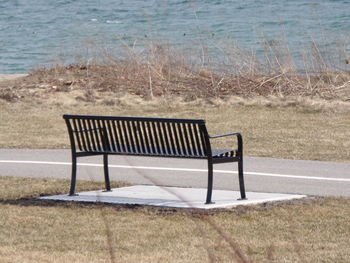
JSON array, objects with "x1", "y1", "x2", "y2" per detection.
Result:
[{"x1": 38, "y1": 84, "x2": 50, "y2": 89}]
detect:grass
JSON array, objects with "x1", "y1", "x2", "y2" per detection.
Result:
[
  {"x1": 0, "y1": 176, "x2": 349, "y2": 263},
  {"x1": 1, "y1": 99, "x2": 350, "y2": 162}
]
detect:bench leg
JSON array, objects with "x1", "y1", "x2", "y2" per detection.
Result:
[
  {"x1": 103, "y1": 154, "x2": 112, "y2": 192},
  {"x1": 238, "y1": 157, "x2": 246, "y2": 200},
  {"x1": 205, "y1": 159, "x2": 215, "y2": 204},
  {"x1": 69, "y1": 156, "x2": 78, "y2": 196}
]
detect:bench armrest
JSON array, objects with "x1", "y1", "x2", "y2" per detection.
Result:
[
  {"x1": 209, "y1": 132, "x2": 241, "y2": 139},
  {"x1": 209, "y1": 132, "x2": 243, "y2": 154}
]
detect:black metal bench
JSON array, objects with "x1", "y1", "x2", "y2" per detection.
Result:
[{"x1": 63, "y1": 115, "x2": 246, "y2": 204}]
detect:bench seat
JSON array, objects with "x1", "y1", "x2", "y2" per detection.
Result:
[{"x1": 76, "y1": 147, "x2": 237, "y2": 159}]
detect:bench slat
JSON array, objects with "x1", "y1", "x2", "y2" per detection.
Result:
[
  {"x1": 71, "y1": 119, "x2": 82, "y2": 151},
  {"x1": 106, "y1": 120, "x2": 116, "y2": 152},
  {"x1": 177, "y1": 122, "x2": 187, "y2": 156},
  {"x1": 84, "y1": 119, "x2": 94, "y2": 151},
  {"x1": 140, "y1": 121, "x2": 149, "y2": 154},
  {"x1": 132, "y1": 121, "x2": 140, "y2": 153},
  {"x1": 93, "y1": 119, "x2": 100, "y2": 151},
  {"x1": 115, "y1": 120, "x2": 124, "y2": 153},
  {"x1": 182, "y1": 123, "x2": 192, "y2": 156},
  {"x1": 103, "y1": 119, "x2": 112, "y2": 151},
  {"x1": 193, "y1": 123, "x2": 203, "y2": 157},
  {"x1": 146, "y1": 122, "x2": 155, "y2": 154},
  {"x1": 188, "y1": 123, "x2": 198, "y2": 156},
  {"x1": 199, "y1": 125, "x2": 208, "y2": 155},
  {"x1": 161, "y1": 122, "x2": 170, "y2": 155},
  {"x1": 77, "y1": 119, "x2": 88, "y2": 151},
  {"x1": 120, "y1": 120, "x2": 130, "y2": 153},
  {"x1": 171, "y1": 122, "x2": 182, "y2": 156},
  {"x1": 151, "y1": 122, "x2": 161, "y2": 154},
  {"x1": 166, "y1": 122, "x2": 176, "y2": 155},
  {"x1": 86, "y1": 119, "x2": 97, "y2": 151},
  {"x1": 112, "y1": 120, "x2": 121, "y2": 152},
  {"x1": 135, "y1": 121, "x2": 144, "y2": 154},
  {"x1": 126, "y1": 120, "x2": 134, "y2": 153},
  {"x1": 157, "y1": 122, "x2": 167, "y2": 155},
  {"x1": 125, "y1": 121, "x2": 135, "y2": 153},
  {"x1": 134, "y1": 121, "x2": 143, "y2": 154}
]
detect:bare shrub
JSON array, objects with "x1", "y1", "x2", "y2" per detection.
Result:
[{"x1": 2, "y1": 38, "x2": 350, "y2": 102}]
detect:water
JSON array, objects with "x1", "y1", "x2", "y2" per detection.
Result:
[{"x1": 1, "y1": 0, "x2": 350, "y2": 73}]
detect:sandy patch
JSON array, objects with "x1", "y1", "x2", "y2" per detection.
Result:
[{"x1": 0, "y1": 74, "x2": 28, "y2": 82}]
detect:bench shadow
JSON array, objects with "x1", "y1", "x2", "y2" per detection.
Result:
[
  {"x1": 0, "y1": 195, "x2": 208, "y2": 216},
  {"x1": 0, "y1": 193, "x2": 318, "y2": 216}
]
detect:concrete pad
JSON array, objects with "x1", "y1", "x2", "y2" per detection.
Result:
[{"x1": 39, "y1": 185, "x2": 307, "y2": 209}]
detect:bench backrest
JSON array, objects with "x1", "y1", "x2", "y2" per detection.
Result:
[{"x1": 63, "y1": 115, "x2": 210, "y2": 158}]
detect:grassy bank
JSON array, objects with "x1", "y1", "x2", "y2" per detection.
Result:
[
  {"x1": 1, "y1": 99, "x2": 350, "y2": 162},
  {"x1": 1, "y1": 40, "x2": 350, "y2": 102},
  {"x1": 0, "y1": 176, "x2": 349, "y2": 263}
]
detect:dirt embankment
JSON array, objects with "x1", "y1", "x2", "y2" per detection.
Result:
[{"x1": 1, "y1": 62, "x2": 350, "y2": 106}]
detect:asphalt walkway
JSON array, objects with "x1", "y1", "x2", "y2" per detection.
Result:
[{"x1": 0, "y1": 149, "x2": 349, "y2": 197}]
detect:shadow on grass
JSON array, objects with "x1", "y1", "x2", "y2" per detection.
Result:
[{"x1": 0, "y1": 193, "x2": 320, "y2": 217}]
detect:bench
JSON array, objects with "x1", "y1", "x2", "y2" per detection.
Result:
[{"x1": 63, "y1": 115, "x2": 246, "y2": 204}]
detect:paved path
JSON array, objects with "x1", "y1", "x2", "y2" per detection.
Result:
[{"x1": 0, "y1": 149, "x2": 349, "y2": 197}]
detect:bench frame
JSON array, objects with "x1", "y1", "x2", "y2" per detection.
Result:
[{"x1": 63, "y1": 115, "x2": 246, "y2": 204}]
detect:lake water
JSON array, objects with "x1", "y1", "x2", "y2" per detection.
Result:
[{"x1": 1, "y1": 0, "x2": 350, "y2": 73}]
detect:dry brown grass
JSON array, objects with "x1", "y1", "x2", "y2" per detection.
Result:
[
  {"x1": 1, "y1": 40, "x2": 350, "y2": 103},
  {"x1": 0, "y1": 176, "x2": 349, "y2": 263},
  {"x1": 1, "y1": 98, "x2": 349, "y2": 162}
]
